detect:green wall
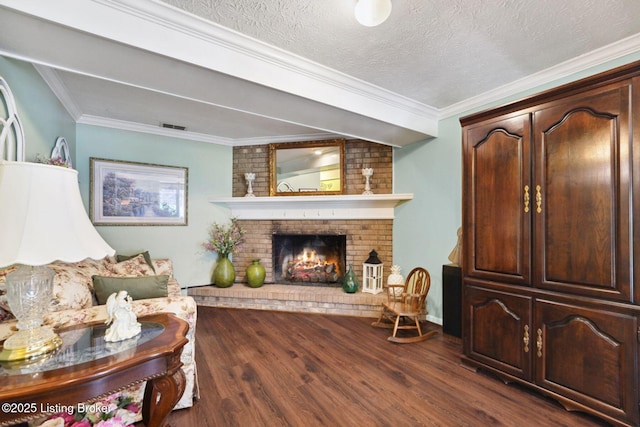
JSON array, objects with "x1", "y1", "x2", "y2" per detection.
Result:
[
  {"x1": 0, "y1": 56, "x2": 75, "y2": 160},
  {"x1": 393, "y1": 51, "x2": 640, "y2": 324},
  {"x1": 393, "y1": 120, "x2": 460, "y2": 324},
  {"x1": 75, "y1": 125, "x2": 232, "y2": 288}
]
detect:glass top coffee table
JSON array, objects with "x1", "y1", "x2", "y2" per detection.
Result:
[{"x1": 0, "y1": 313, "x2": 188, "y2": 427}]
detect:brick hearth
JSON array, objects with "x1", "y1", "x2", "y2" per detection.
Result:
[{"x1": 188, "y1": 284, "x2": 386, "y2": 318}]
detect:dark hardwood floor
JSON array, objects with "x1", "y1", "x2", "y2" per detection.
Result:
[{"x1": 162, "y1": 307, "x2": 609, "y2": 427}]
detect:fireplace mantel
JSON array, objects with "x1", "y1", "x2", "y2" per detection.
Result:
[{"x1": 209, "y1": 194, "x2": 413, "y2": 220}]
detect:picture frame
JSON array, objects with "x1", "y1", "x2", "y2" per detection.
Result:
[{"x1": 90, "y1": 158, "x2": 188, "y2": 226}]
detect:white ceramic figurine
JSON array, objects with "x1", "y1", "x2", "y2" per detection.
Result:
[{"x1": 104, "y1": 290, "x2": 141, "y2": 342}]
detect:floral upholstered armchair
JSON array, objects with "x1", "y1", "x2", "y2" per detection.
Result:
[{"x1": 0, "y1": 254, "x2": 198, "y2": 426}]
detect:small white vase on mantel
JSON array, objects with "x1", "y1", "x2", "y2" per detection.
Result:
[
  {"x1": 362, "y1": 167, "x2": 374, "y2": 195},
  {"x1": 244, "y1": 172, "x2": 255, "y2": 197}
]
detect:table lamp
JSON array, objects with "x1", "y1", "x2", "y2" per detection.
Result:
[{"x1": 0, "y1": 160, "x2": 115, "y2": 362}]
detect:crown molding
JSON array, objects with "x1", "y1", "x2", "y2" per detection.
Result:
[
  {"x1": 439, "y1": 32, "x2": 640, "y2": 120},
  {"x1": 77, "y1": 115, "x2": 235, "y2": 145},
  {"x1": 77, "y1": 115, "x2": 346, "y2": 146}
]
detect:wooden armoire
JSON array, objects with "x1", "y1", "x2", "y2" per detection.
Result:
[{"x1": 461, "y1": 61, "x2": 640, "y2": 426}]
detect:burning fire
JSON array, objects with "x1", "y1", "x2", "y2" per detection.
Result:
[
  {"x1": 298, "y1": 249, "x2": 322, "y2": 266},
  {"x1": 283, "y1": 247, "x2": 339, "y2": 283}
]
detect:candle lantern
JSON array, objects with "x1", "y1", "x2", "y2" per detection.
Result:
[{"x1": 363, "y1": 249, "x2": 383, "y2": 294}]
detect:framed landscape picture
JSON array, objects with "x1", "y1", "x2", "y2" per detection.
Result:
[{"x1": 90, "y1": 158, "x2": 188, "y2": 226}]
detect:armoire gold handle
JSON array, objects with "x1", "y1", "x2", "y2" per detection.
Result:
[
  {"x1": 523, "y1": 185, "x2": 530, "y2": 213},
  {"x1": 536, "y1": 328, "x2": 543, "y2": 357},
  {"x1": 535, "y1": 185, "x2": 542, "y2": 213},
  {"x1": 523, "y1": 325, "x2": 530, "y2": 353}
]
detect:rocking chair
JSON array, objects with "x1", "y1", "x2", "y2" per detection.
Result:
[{"x1": 371, "y1": 267, "x2": 438, "y2": 343}]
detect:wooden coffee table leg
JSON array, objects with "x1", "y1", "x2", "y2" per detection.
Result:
[{"x1": 142, "y1": 353, "x2": 186, "y2": 427}]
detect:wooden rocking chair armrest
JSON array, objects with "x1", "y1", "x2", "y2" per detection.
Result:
[
  {"x1": 401, "y1": 292, "x2": 423, "y2": 309},
  {"x1": 401, "y1": 292, "x2": 421, "y2": 299}
]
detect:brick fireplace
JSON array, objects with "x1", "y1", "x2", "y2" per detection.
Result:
[
  {"x1": 231, "y1": 139, "x2": 394, "y2": 285},
  {"x1": 188, "y1": 140, "x2": 403, "y2": 317},
  {"x1": 232, "y1": 218, "x2": 393, "y2": 286}
]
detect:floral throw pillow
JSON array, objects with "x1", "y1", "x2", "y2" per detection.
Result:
[
  {"x1": 106, "y1": 254, "x2": 155, "y2": 277},
  {"x1": 151, "y1": 258, "x2": 173, "y2": 277}
]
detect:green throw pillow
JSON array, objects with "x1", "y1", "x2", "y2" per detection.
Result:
[
  {"x1": 92, "y1": 275, "x2": 169, "y2": 305},
  {"x1": 116, "y1": 251, "x2": 156, "y2": 272}
]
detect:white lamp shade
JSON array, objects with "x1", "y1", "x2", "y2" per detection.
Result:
[
  {"x1": 355, "y1": 0, "x2": 392, "y2": 27},
  {"x1": 0, "y1": 161, "x2": 115, "y2": 267}
]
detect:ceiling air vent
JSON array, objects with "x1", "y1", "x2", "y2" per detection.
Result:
[{"x1": 161, "y1": 123, "x2": 187, "y2": 131}]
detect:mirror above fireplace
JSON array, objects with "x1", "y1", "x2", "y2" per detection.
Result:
[{"x1": 269, "y1": 139, "x2": 345, "y2": 196}]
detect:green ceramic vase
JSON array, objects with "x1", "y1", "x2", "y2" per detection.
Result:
[
  {"x1": 342, "y1": 264, "x2": 359, "y2": 293},
  {"x1": 246, "y1": 259, "x2": 266, "y2": 288},
  {"x1": 213, "y1": 253, "x2": 235, "y2": 288}
]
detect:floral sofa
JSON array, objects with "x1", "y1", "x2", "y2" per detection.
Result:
[{"x1": 0, "y1": 254, "x2": 198, "y2": 426}]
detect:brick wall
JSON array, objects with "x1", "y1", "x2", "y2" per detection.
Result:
[
  {"x1": 232, "y1": 139, "x2": 394, "y2": 285},
  {"x1": 232, "y1": 139, "x2": 392, "y2": 196},
  {"x1": 232, "y1": 145, "x2": 269, "y2": 197}
]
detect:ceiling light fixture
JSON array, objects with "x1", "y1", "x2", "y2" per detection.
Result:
[{"x1": 354, "y1": 0, "x2": 392, "y2": 27}]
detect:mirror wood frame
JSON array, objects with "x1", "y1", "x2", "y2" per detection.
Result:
[{"x1": 269, "y1": 139, "x2": 346, "y2": 196}]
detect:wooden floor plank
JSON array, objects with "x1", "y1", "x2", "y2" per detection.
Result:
[{"x1": 155, "y1": 307, "x2": 609, "y2": 427}]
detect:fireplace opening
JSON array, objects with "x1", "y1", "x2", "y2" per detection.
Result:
[{"x1": 273, "y1": 234, "x2": 346, "y2": 286}]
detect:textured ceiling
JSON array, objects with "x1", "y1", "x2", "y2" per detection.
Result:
[
  {"x1": 161, "y1": 0, "x2": 640, "y2": 108},
  {"x1": 2, "y1": 0, "x2": 640, "y2": 146}
]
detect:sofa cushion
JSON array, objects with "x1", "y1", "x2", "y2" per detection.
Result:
[
  {"x1": 47, "y1": 258, "x2": 112, "y2": 311},
  {"x1": 106, "y1": 254, "x2": 155, "y2": 276},
  {"x1": 93, "y1": 275, "x2": 170, "y2": 305}
]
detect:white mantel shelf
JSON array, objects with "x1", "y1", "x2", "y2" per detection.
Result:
[{"x1": 209, "y1": 194, "x2": 413, "y2": 220}]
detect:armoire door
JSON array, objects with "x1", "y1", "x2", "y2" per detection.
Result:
[
  {"x1": 532, "y1": 82, "x2": 632, "y2": 301},
  {"x1": 464, "y1": 285, "x2": 533, "y2": 381},
  {"x1": 463, "y1": 114, "x2": 531, "y2": 286},
  {"x1": 534, "y1": 299, "x2": 638, "y2": 425}
]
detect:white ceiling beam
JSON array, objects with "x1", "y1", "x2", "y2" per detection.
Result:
[{"x1": 0, "y1": 0, "x2": 437, "y2": 146}]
